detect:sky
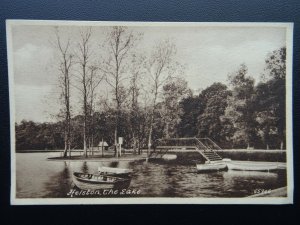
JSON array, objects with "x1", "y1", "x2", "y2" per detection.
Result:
[{"x1": 10, "y1": 22, "x2": 288, "y2": 123}]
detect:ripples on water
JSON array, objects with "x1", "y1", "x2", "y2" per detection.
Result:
[{"x1": 16, "y1": 153, "x2": 287, "y2": 198}]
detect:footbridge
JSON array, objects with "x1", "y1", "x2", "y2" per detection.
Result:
[{"x1": 149, "y1": 137, "x2": 223, "y2": 162}]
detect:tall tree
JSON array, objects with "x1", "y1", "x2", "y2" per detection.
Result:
[
  {"x1": 224, "y1": 64, "x2": 257, "y2": 148},
  {"x1": 128, "y1": 54, "x2": 145, "y2": 154},
  {"x1": 88, "y1": 65, "x2": 104, "y2": 154},
  {"x1": 197, "y1": 82, "x2": 231, "y2": 145},
  {"x1": 146, "y1": 39, "x2": 177, "y2": 155},
  {"x1": 264, "y1": 47, "x2": 286, "y2": 80},
  {"x1": 258, "y1": 47, "x2": 286, "y2": 149},
  {"x1": 101, "y1": 26, "x2": 140, "y2": 156},
  {"x1": 53, "y1": 28, "x2": 74, "y2": 157},
  {"x1": 177, "y1": 95, "x2": 204, "y2": 137},
  {"x1": 160, "y1": 77, "x2": 191, "y2": 138},
  {"x1": 74, "y1": 27, "x2": 93, "y2": 157},
  {"x1": 254, "y1": 82, "x2": 277, "y2": 149}
]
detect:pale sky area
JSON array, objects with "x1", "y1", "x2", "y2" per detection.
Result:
[{"x1": 10, "y1": 23, "x2": 287, "y2": 123}]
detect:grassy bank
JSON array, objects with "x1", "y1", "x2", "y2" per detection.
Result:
[{"x1": 47, "y1": 151, "x2": 148, "y2": 161}]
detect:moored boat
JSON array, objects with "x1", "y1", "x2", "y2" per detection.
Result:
[
  {"x1": 98, "y1": 166, "x2": 133, "y2": 177},
  {"x1": 162, "y1": 154, "x2": 177, "y2": 161},
  {"x1": 72, "y1": 172, "x2": 131, "y2": 190},
  {"x1": 196, "y1": 161, "x2": 227, "y2": 172},
  {"x1": 226, "y1": 161, "x2": 278, "y2": 172}
]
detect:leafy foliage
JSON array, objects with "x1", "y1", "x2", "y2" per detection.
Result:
[
  {"x1": 197, "y1": 83, "x2": 231, "y2": 144},
  {"x1": 224, "y1": 64, "x2": 258, "y2": 148},
  {"x1": 16, "y1": 46, "x2": 287, "y2": 150}
]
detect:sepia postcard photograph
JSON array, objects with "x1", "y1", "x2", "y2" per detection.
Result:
[{"x1": 7, "y1": 20, "x2": 294, "y2": 205}]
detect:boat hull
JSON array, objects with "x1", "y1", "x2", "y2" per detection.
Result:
[
  {"x1": 196, "y1": 162, "x2": 227, "y2": 172},
  {"x1": 226, "y1": 161, "x2": 278, "y2": 171}
]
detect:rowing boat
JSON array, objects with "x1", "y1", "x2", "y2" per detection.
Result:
[
  {"x1": 72, "y1": 172, "x2": 131, "y2": 190},
  {"x1": 226, "y1": 161, "x2": 278, "y2": 171},
  {"x1": 162, "y1": 154, "x2": 177, "y2": 161},
  {"x1": 98, "y1": 166, "x2": 133, "y2": 177}
]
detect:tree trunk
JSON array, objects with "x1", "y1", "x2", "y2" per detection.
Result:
[
  {"x1": 147, "y1": 85, "x2": 158, "y2": 156},
  {"x1": 91, "y1": 135, "x2": 94, "y2": 156},
  {"x1": 132, "y1": 132, "x2": 137, "y2": 154},
  {"x1": 148, "y1": 118, "x2": 154, "y2": 157},
  {"x1": 165, "y1": 122, "x2": 170, "y2": 138},
  {"x1": 83, "y1": 61, "x2": 88, "y2": 158},
  {"x1": 101, "y1": 137, "x2": 104, "y2": 157},
  {"x1": 138, "y1": 138, "x2": 141, "y2": 155},
  {"x1": 55, "y1": 30, "x2": 72, "y2": 159},
  {"x1": 63, "y1": 69, "x2": 71, "y2": 158},
  {"x1": 114, "y1": 126, "x2": 118, "y2": 157},
  {"x1": 63, "y1": 130, "x2": 68, "y2": 157},
  {"x1": 83, "y1": 119, "x2": 87, "y2": 157},
  {"x1": 67, "y1": 111, "x2": 71, "y2": 158}
]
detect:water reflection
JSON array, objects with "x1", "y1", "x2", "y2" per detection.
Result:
[
  {"x1": 44, "y1": 161, "x2": 71, "y2": 197},
  {"x1": 16, "y1": 153, "x2": 287, "y2": 198},
  {"x1": 81, "y1": 162, "x2": 89, "y2": 173},
  {"x1": 163, "y1": 167, "x2": 182, "y2": 197},
  {"x1": 222, "y1": 170, "x2": 279, "y2": 197},
  {"x1": 109, "y1": 161, "x2": 119, "y2": 168}
]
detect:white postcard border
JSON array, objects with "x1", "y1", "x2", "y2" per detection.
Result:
[{"x1": 7, "y1": 20, "x2": 294, "y2": 205}]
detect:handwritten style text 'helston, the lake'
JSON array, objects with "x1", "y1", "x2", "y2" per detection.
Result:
[{"x1": 67, "y1": 188, "x2": 141, "y2": 197}]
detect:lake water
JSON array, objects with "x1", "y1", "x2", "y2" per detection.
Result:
[{"x1": 15, "y1": 153, "x2": 287, "y2": 198}]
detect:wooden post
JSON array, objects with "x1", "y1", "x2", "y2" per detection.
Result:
[
  {"x1": 101, "y1": 138, "x2": 104, "y2": 158},
  {"x1": 116, "y1": 144, "x2": 118, "y2": 159},
  {"x1": 118, "y1": 137, "x2": 123, "y2": 158}
]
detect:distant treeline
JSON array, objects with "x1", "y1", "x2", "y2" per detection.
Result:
[{"x1": 16, "y1": 47, "x2": 286, "y2": 151}]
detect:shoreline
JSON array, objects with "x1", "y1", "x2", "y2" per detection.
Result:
[
  {"x1": 47, "y1": 153, "x2": 148, "y2": 162},
  {"x1": 17, "y1": 149, "x2": 287, "y2": 153}
]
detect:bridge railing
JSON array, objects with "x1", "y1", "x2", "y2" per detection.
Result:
[
  {"x1": 198, "y1": 138, "x2": 222, "y2": 150},
  {"x1": 155, "y1": 137, "x2": 222, "y2": 151},
  {"x1": 151, "y1": 137, "x2": 223, "y2": 161}
]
